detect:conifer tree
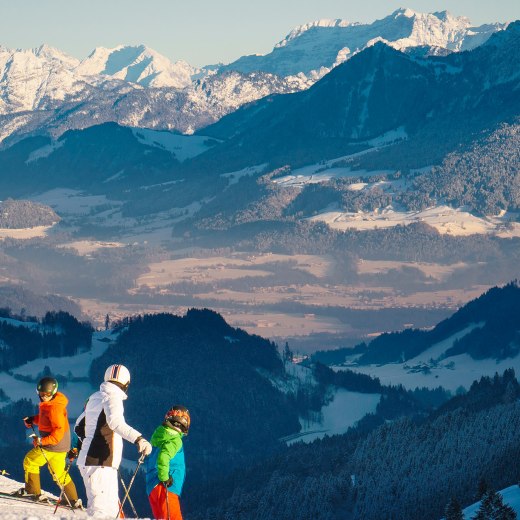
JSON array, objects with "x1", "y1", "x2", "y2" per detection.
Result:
[
  {"x1": 473, "y1": 489, "x2": 517, "y2": 520},
  {"x1": 445, "y1": 497, "x2": 463, "y2": 520},
  {"x1": 477, "y1": 477, "x2": 489, "y2": 500}
]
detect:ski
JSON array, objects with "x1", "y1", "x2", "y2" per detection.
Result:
[{"x1": 0, "y1": 491, "x2": 73, "y2": 510}]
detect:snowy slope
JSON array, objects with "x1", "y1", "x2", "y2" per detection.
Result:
[
  {"x1": 339, "y1": 325, "x2": 520, "y2": 392},
  {"x1": 0, "y1": 475, "x2": 75, "y2": 520},
  {"x1": 284, "y1": 389, "x2": 380, "y2": 445},
  {"x1": 457, "y1": 485, "x2": 520, "y2": 519}
]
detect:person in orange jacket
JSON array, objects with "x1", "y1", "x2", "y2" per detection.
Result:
[{"x1": 15, "y1": 376, "x2": 82, "y2": 507}]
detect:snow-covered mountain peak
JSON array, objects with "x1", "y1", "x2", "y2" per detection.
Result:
[
  {"x1": 76, "y1": 44, "x2": 196, "y2": 88},
  {"x1": 392, "y1": 7, "x2": 419, "y2": 19},
  {"x1": 275, "y1": 19, "x2": 357, "y2": 48},
  {"x1": 225, "y1": 8, "x2": 506, "y2": 78}
]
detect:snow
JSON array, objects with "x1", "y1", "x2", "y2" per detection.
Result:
[
  {"x1": 310, "y1": 205, "x2": 519, "y2": 237},
  {"x1": 0, "y1": 471, "x2": 153, "y2": 519},
  {"x1": 131, "y1": 128, "x2": 217, "y2": 161},
  {"x1": 285, "y1": 389, "x2": 380, "y2": 445},
  {"x1": 75, "y1": 44, "x2": 197, "y2": 89},
  {"x1": 0, "y1": 226, "x2": 54, "y2": 241},
  {"x1": 365, "y1": 126, "x2": 407, "y2": 146},
  {"x1": 228, "y1": 9, "x2": 505, "y2": 78},
  {"x1": 337, "y1": 325, "x2": 520, "y2": 393},
  {"x1": 25, "y1": 141, "x2": 64, "y2": 164},
  {"x1": 220, "y1": 164, "x2": 267, "y2": 186},
  {"x1": 57, "y1": 240, "x2": 125, "y2": 256},
  {"x1": 459, "y1": 485, "x2": 520, "y2": 519},
  {"x1": 30, "y1": 189, "x2": 122, "y2": 216}
]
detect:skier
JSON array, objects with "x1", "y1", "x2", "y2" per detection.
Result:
[
  {"x1": 144, "y1": 405, "x2": 191, "y2": 520},
  {"x1": 16, "y1": 376, "x2": 82, "y2": 507},
  {"x1": 75, "y1": 363, "x2": 152, "y2": 518}
]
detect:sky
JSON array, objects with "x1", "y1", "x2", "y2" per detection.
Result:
[{"x1": 0, "y1": 0, "x2": 518, "y2": 67}]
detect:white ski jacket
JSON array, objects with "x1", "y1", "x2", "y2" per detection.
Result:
[{"x1": 76, "y1": 381, "x2": 142, "y2": 468}]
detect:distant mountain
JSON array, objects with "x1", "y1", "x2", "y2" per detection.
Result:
[
  {"x1": 0, "y1": 44, "x2": 300, "y2": 145},
  {"x1": 75, "y1": 44, "x2": 197, "y2": 88},
  {"x1": 197, "y1": 21, "x2": 520, "y2": 172},
  {"x1": 0, "y1": 9, "x2": 508, "y2": 145},
  {"x1": 223, "y1": 8, "x2": 506, "y2": 77}
]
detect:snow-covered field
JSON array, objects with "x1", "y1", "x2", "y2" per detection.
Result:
[
  {"x1": 0, "y1": 225, "x2": 54, "y2": 241},
  {"x1": 285, "y1": 389, "x2": 380, "y2": 445},
  {"x1": 31, "y1": 189, "x2": 121, "y2": 216},
  {"x1": 1, "y1": 476, "x2": 519, "y2": 520},
  {"x1": 57, "y1": 240, "x2": 126, "y2": 256},
  {"x1": 310, "y1": 205, "x2": 520, "y2": 237},
  {"x1": 131, "y1": 128, "x2": 218, "y2": 161},
  {"x1": 135, "y1": 253, "x2": 334, "y2": 288},
  {"x1": 357, "y1": 259, "x2": 468, "y2": 281}
]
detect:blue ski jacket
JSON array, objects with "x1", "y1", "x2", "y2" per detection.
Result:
[{"x1": 144, "y1": 424, "x2": 185, "y2": 496}]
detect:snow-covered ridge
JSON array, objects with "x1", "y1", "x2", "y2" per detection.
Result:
[
  {"x1": 276, "y1": 19, "x2": 358, "y2": 48},
  {"x1": 232, "y1": 8, "x2": 507, "y2": 79}
]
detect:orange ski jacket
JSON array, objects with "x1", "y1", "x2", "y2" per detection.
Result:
[{"x1": 32, "y1": 391, "x2": 71, "y2": 452}]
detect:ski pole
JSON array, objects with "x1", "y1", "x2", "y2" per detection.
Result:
[
  {"x1": 29, "y1": 430, "x2": 75, "y2": 514},
  {"x1": 116, "y1": 454, "x2": 145, "y2": 519},
  {"x1": 118, "y1": 468, "x2": 138, "y2": 518},
  {"x1": 163, "y1": 482, "x2": 171, "y2": 520},
  {"x1": 53, "y1": 459, "x2": 73, "y2": 514}
]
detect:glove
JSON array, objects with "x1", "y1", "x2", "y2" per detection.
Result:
[
  {"x1": 23, "y1": 416, "x2": 35, "y2": 428},
  {"x1": 32, "y1": 436, "x2": 42, "y2": 448},
  {"x1": 67, "y1": 448, "x2": 79, "y2": 461},
  {"x1": 135, "y1": 436, "x2": 152, "y2": 456},
  {"x1": 161, "y1": 476, "x2": 173, "y2": 488}
]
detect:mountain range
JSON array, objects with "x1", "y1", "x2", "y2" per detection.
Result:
[
  {"x1": 1, "y1": 22, "x2": 518, "y2": 220},
  {"x1": 0, "y1": 9, "x2": 508, "y2": 145}
]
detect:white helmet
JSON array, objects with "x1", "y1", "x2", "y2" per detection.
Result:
[{"x1": 104, "y1": 364, "x2": 131, "y2": 388}]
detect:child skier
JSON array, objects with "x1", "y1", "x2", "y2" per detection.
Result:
[
  {"x1": 17, "y1": 377, "x2": 82, "y2": 507},
  {"x1": 145, "y1": 405, "x2": 191, "y2": 520}
]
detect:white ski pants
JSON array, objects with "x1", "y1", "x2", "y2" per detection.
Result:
[{"x1": 79, "y1": 465, "x2": 120, "y2": 518}]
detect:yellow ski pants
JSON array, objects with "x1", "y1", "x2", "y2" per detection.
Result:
[{"x1": 23, "y1": 447, "x2": 72, "y2": 486}]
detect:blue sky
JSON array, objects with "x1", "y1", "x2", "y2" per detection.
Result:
[{"x1": 1, "y1": 0, "x2": 518, "y2": 67}]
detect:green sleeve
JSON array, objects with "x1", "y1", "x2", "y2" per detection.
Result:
[{"x1": 156, "y1": 435, "x2": 182, "y2": 482}]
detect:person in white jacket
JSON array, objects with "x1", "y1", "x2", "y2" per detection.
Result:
[{"x1": 75, "y1": 364, "x2": 152, "y2": 518}]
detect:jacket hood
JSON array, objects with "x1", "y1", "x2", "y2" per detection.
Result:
[
  {"x1": 43, "y1": 391, "x2": 68, "y2": 407},
  {"x1": 100, "y1": 381, "x2": 128, "y2": 400}
]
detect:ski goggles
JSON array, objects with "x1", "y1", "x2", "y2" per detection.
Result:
[{"x1": 37, "y1": 390, "x2": 54, "y2": 397}]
